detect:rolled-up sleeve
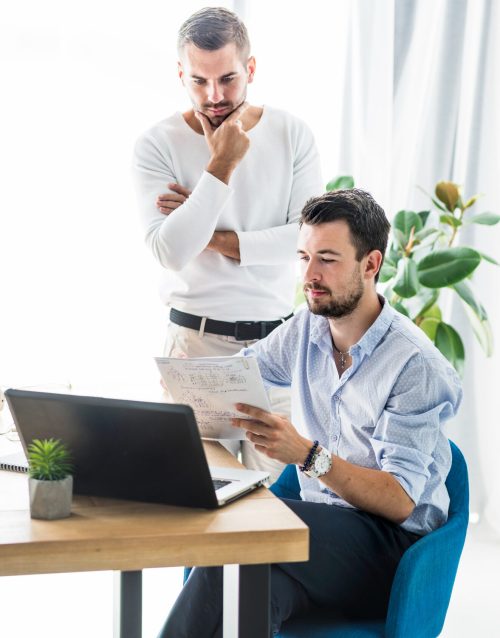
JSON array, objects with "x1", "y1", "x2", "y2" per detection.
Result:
[{"x1": 371, "y1": 354, "x2": 462, "y2": 505}]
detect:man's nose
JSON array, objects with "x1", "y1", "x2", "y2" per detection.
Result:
[
  {"x1": 303, "y1": 260, "x2": 321, "y2": 283},
  {"x1": 207, "y1": 81, "x2": 224, "y2": 104}
]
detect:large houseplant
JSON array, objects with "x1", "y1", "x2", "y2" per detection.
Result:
[
  {"x1": 324, "y1": 176, "x2": 499, "y2": 375},
  {"x1": 27, "y1": 438, "x2": 73, "y2": 520}
]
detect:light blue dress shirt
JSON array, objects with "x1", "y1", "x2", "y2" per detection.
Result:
[{"x1": 243, "y1": 298, "x2": 462, "y2": 535}]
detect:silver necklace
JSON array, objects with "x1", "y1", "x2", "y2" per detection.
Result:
[{"x1": 332, "y1": 340, "x2": 350, "y2": 369}]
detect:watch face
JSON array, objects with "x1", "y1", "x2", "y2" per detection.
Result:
[
  {"x1": 305, "y1": 448, "x2": 331, "y2": 479},
  {"x1": 316, "y1": 453, "x2": 331, "y2": 474}
]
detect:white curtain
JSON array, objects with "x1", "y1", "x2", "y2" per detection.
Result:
[{"x1": 244, "y1": 0, "x2": 500, "y2": 532}]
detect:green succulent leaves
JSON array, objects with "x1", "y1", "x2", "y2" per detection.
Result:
[{"x1": 27, "y1": 438, "x2": 73, "y2": 481}]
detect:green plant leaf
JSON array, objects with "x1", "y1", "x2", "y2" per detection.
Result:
[
  {"x1": 326, "y1": 175, "x2": 354, "y2": 191},
  {"x1": 393, "y1": 228, "x2": 408, "y2": 251},
  {"x1": 404, "y1": 289, "x2": 439, "y2": 320},
  {"x1": 27, "y1": 438, "x2": 73, "y2": 481},
  {"x1": 414, "y1": 228, "x2": 439, "y2": 242},
  {"x1": 451, "y1": 280, "x2": 487, "y2": 321},
  {"x1": 379, "y1": 261, "x2": 397, "y2": 282},
  {"x1": 419, "y1": 317, "x2": 440, "y2": 342},
  {"x1": 393, "y1": 210, "x2": 423, "y2": 243},
  {"x1": 388, "y1": 245, "x2": 400, "y2": 265},
  {"x1": 440, "y1": 214, "x2": 462, "y2": 228},
  {"x1": 383, "y1": 254, "x2": 397, "y2": 267},
  {"x1": 393, "y1": 301, "x2": 410, "y2": 317},
  {"x1": 477, "y1": 251, "x2": 499, "y2": 266},
  {"x1": 435, "y1": 322, "x2": 465, "y2": 376},
  {"x1": 418, "y1": 210, "x2": 432, "y2": 226},
  {"x1": 451, "y1": 280, "x2": 493, "y2": 355},
  {"x1": 417, "y1": 247, "x2": 481, "y2": 287},
  {"x1": 392, "y1": 258, "x2": 420, "y2": 298},
  {"x1": 465, "y1": 212, "x2": 500, "y2": 225},
  {"x1": 421, "y1": 302, "x2": 442, "y2": 320},
  {"x1": 435, "y1": 181, "x2": 461, "y2": 212},
  {"x1": 431, "y1": 197, "x2": 447, "y2": 212},
  {"x1": 413, "y1": 232, "x2": 444, "y2": 255},
  {"x1": 462, "y1": 305, "x2": 494, "y2": 356},
  {"x1": 463, "y1": 194, "x2": 481, "y2": 210}
]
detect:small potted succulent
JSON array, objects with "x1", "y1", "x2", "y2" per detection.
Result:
[{"x1": 27, "y1": 438, "x2": 73, "y2": 520}]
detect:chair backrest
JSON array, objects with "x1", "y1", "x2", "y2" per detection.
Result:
[
  {"x1": 269, "y1": 463, "x2": 301, "y2": 500},
  {"x1": 385, "y1": 440, "x2": 469, "y2": 638}
]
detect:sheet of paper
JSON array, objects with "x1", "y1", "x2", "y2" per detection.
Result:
[{"x1": 155, "y1": 356, "x2": 271, "y2": 440}]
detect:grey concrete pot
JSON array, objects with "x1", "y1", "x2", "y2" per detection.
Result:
[{"x1": 29, "y1": 475, "x2": 73, "y2": 520}]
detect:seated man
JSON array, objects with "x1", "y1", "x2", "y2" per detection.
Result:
[{"x1": 157, "y1": 188, "x2": 462, "y2": 637}]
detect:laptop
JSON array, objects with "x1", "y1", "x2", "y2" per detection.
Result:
[{"x1": 4, "y1": 389, "x2": 269, "y2": 508}]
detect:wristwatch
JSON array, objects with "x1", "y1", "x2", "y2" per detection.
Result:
[{"x1": 304, "y1": 446, "x2": 332, "y2": 479}]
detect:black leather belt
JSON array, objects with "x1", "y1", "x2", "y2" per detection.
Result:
[{"x1": 170, "y1": 308, "x2": 293, "y2": 341}]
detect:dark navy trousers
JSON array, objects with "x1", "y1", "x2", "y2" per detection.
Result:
[{"x1": 157, "y1": 498, "x2": 420, "y2": 637}]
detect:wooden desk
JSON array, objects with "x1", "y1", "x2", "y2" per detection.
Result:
[{"x1": 0, "y1": 440, "x2": 309, "y2": 638}]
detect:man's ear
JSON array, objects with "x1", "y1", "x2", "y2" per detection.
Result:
[
  {"x1": 364, "y1": 250, "x2": 383, "y2": 280},
  {"x1": 247, "y1": 56, "x2": 256, "y2": 83},
  {"x1": 178, "y1": 61, "x2": 184, "y2": 84}
]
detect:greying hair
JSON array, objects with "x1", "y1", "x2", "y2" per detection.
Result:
[{"x1": 177, "y1": 7, "x2": 250, "y2": 60}]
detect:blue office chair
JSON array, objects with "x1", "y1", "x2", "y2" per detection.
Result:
[{"x1": 274, "y1": 440, "x2": 469, "y2": 638}]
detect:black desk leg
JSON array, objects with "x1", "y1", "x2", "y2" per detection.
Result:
[
  {"x1": 113, "y1": 570, "x2": 142, "y2": 638},
  {"x1": 223, "y1": 564, "x2": 271, "y2": 638}
]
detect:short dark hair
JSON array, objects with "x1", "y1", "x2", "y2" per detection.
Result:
[
  {"x1": 300, "y1": 189, "x2": 391, "y2": 282},
  {"x1": 177, "y1": 7, "x2": 250, "y2": 60}
]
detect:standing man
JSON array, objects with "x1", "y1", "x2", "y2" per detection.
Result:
[
  {"x1": 157, "y1": 188, "x2": 462, "y2": 637},
  {"x1": 132, "y1": 7, "x2": 322, "y2": 478}
]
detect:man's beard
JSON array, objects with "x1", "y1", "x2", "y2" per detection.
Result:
[
  {"x1": 198, "y1": 90, "x2": 247, "y2": 128},
  {"x1": 304, "y1": 269, "x2": 364, "y2": 318}
]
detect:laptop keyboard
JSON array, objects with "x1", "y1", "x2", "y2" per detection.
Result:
[{"x1": 212, "y1": 479, "x2": 232, "y2": 491}]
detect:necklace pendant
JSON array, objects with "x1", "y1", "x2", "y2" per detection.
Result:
[{"x1": 332, "y1": 338, "x2": 349, "y2": 371}]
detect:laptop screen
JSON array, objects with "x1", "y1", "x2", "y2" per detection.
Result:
[{"x1": 6, "y1": 389, "x2": 220, "y2": 508}]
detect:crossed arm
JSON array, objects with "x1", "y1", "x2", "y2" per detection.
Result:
[
  {"x1": 156, "y1": 183, "x2": 241, "y2": 261},
  {"x1": 152, "y1": 104, "x2": 250, "y2": 262}
]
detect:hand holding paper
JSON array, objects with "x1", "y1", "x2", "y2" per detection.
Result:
[{"x1": 155, "y1": 356, "x2": 271, "y2": 440}]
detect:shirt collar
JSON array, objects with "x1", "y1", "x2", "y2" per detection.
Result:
[
  {"x1": 310, "y1": 313, "x2": 332, "y2": 350},
  {"x1": 354, "y1": 295, "x2": 394, "y2": 357}
]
